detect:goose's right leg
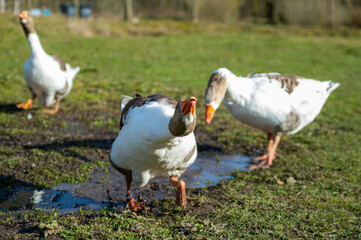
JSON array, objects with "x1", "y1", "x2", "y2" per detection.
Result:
[
  {"x1": 43, "y1": 97, "x2": 60, "y2": 115},
  {"x1": 252, "y1": 132, "x2": 274, "y2": 161},
  {"x1": 170, "y1": 175, "x2": 187, "y2": 209}
]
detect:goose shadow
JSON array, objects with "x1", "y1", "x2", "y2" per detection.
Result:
[
  {"x1": 23, "y1": 138, "x2": 115, "y2": 162},
  {"x1": 0, "y1": 103, "x2": 41, "y2": 114},
  {"x1": 0, "y1": 103, "x2": 23, "y2": 113}
]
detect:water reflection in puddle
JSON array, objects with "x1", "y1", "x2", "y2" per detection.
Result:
[
  {"x1": 0, "y1": 154, "x2": 250, "y2": 214},
  {"x1": 180, "y1": 153, "x2": 249, "y2": 188}
]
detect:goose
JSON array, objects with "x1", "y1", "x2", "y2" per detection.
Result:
[
  {"x1": 204, "y1": 68, "x2": 340, "y2": 169},
  {"x1": 110, "y1": 94, "x2": 197, "y2": 210},
  {"x1": 16, "y1": 11, "x2": 80, "y2": 114}
]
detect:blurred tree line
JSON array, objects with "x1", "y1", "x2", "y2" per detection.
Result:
[{"x1": 2, "y1": 0, "x2": 361, "y2": 27}]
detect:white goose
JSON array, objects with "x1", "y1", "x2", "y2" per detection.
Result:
[
  {"x1": 204, "y1": 68, "x2": 340, "y2": 169},
  {"x1": 110, "y1": 94, "x2": 197, "y2": 210},
  {"x1": 17, "y1": 11, "x2": 80, "y2": 114}
]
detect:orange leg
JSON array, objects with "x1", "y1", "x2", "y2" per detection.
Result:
[
  {"x1": 169, "y1": 175, "x2": 187, "y2": 209},
  {"x1": 125, "y1": 173, "x2": 142, "y2": 211},
  {"x1": 17, "y1": 95, "x2": 36, "y2": 110},
  {"x1": 253, "y1": 132, "x2": 274, "y2": 161},
  {"x1": 43, "y1": 97, "x2": 60, "y2": 115},
  {"x1": 250, "y1": 134, "x2": 281, "y2": 170}
]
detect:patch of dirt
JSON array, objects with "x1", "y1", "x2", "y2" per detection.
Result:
[
  {"x1": 0, "y1": 223, "x2": 42, "y2": 240},
  {"x1": 0, "y1": 106, "x2": 116, "y2": 179},
  {"x1": 194, "y1": 122, "x2": 263, "y2": 156},
  {"x1": 0, "y1": 101, "x2": 255, "y2": 187},
  {"x1": 0, "y1": 102, "x2": 256, "y2": 238}
]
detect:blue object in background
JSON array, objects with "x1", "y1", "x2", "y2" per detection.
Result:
[
  {"x1": 60, "y1": 3, "x2": 75, "y2": 17},
  {"x1": 80, "y1": 3, "x2": 91, "y2": 19},
  {"x1": 29, "y1": 8, "x2": 51, "y2": 17},
  {"x1": 30, "y1": 8, "x2": 42, "y2": 16},
  {"x1": 42, "y1": 9, "x2": 51, "y2": 16},
  {"x1": 30, "y1": 8, "x2": 51, "y2": 17},
  {"x1": 59, "y1": 3, "x2": 91, "y2": 18}
]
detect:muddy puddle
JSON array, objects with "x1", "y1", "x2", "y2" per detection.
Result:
[{"x1": 0, "y1": 153, "x2": 250, "y2": 214}]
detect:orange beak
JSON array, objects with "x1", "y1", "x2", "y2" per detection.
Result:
[
  {"x1": 180, "y1": 96, "x2": 197, "y2": 116},
  {"x1": 19, "y1": 11, "x2": 27, "y2": 20},
  {"x1": 205, "y1": 104, "x2": 215, "y2": 124}
]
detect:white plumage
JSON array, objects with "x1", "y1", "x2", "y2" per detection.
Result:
[
  {"x1": 205, "y1": 68, "x2": 340, "y2": 169},
  {"x1": 17, "y1": 11, "x2": 80, "y2": 114},
  {"x1": 110, "y1": 94, "x2": 197, "y2": 209},
  {"x1": 24, "y1": 34, "x2": 80, "y2": 107},
  {"x1": 220, "y1": 68, "x2": 338, "y2": 135},
  {"x1": 111, "y1": 101, "x2": 197, "y2": 187}
]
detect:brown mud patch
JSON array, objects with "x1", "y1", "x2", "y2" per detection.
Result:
[
  {"x1": 1, "y1": 153, "x2": 250, "y2": 214},
  {"x1": 0, "y1": 103, "x2": 254, "y2": 238},
  {"x1": 0, "y1": 102, "x2": 255, "y2": 189}
]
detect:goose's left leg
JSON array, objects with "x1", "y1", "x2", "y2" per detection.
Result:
[
  {"x1": 43, "y1": 97, "x2": 60, "y2": 115},
  {"x1": 17, "y1": 93, "x2": 36, "y2": 110},
  {"x1": 169, "y1": 175, "x2": 187, "y2": 209},
  {"x1": 250, "y1": 134, "x2": 281, "y2": 169},
  {"x1": 125, "y1": 172, "x2": 142, "y2": 211}
]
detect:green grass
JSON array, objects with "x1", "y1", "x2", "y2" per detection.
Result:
[{"x1": 0, "y1": 13, "x2": 361, "y2": 239}]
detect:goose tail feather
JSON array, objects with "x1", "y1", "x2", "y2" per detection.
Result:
[{"x1": 121, "y1": 95, "x2": 133, "y2": 112}]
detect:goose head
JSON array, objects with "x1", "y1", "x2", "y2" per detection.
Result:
[
  {"x1": 169, "y1": 96, "x2": 197, "y2": 137},
  {"x1": 204, "y1": 68, "x2": 229, "y2": 124},
  {"x1": 18, "y1": 11, "x2": 35, "y2": 37}
]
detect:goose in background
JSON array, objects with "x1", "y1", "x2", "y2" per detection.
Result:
[
  {"x1": 17, "y1": 11, "x2": 80, "y2": 114},
  {"x1": 204, "y1": 68, "x2": 340, "y2": 169},
  {"x1": 110, "y1": 94, "x2": 197, "y2": 210}
]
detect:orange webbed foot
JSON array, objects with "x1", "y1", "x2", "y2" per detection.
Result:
[
  {"x1": 249, "y1": 153, "x2": 277, "y2": 170},
  {"x1": 252, "y1": 153, "x2": 268, "y2": 162},
  {"x1": 248, "y1": 161, "x2": 271, "y2": 170},
  {"x1": 43, "y1": 98, "x2": 60, "y2": 115},
  {"x1": 43, "y1": 108, "x2": 59, "y2": 115},
  {"x1": 126, "y1": 195, "x2": 149, "y2": 212},
  {"x1": 127, "y1": 197, "x2": 143, "y2": 212},
  {"x1": 251, "y1": 152, "x2": 278, "y2": 163},
  {"x1": 16, "y1": 99, "x2": 33, "y2": 110}
]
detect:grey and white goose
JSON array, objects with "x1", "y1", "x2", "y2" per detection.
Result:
[
  {"x1": 110, "y1": 94, "x2": 197, "y2": 210},
  {"x1": 204, "y1": 68, "x2": 340, "y2": 169},
  {"x1": 17, "y1": 11, "x2": 80, "y2": 114}
]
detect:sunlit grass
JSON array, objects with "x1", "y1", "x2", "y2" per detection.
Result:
[{"x1": 0, "y1": 13, "x2": 360, "y2": 238}]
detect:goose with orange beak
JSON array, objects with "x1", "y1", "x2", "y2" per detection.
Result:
[
  {"x1": 205, "y1": 68, "x2": 339, "y2": 169},
  {"x1": 17, "y1": 11, "x2": 80, "y2": 114},
  {"x1": 110, "y1": 94, "x2": 197, "y2": 210}
]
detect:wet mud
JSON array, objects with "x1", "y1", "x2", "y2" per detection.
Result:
[
  {"x1": 0, "y1": 106, "x2": 257, "y2": 217},
  {"x1": 0, "y1": 153, "x2": 250, "y2": 214}
]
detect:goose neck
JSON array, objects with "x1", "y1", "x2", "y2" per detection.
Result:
[{"x1": 27, "y1": 33, "x2": 46, "y2": 57}]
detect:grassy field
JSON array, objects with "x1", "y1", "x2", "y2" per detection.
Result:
[{"x1": 0, "y1": 13, "x2": 361, "y2": 239}]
